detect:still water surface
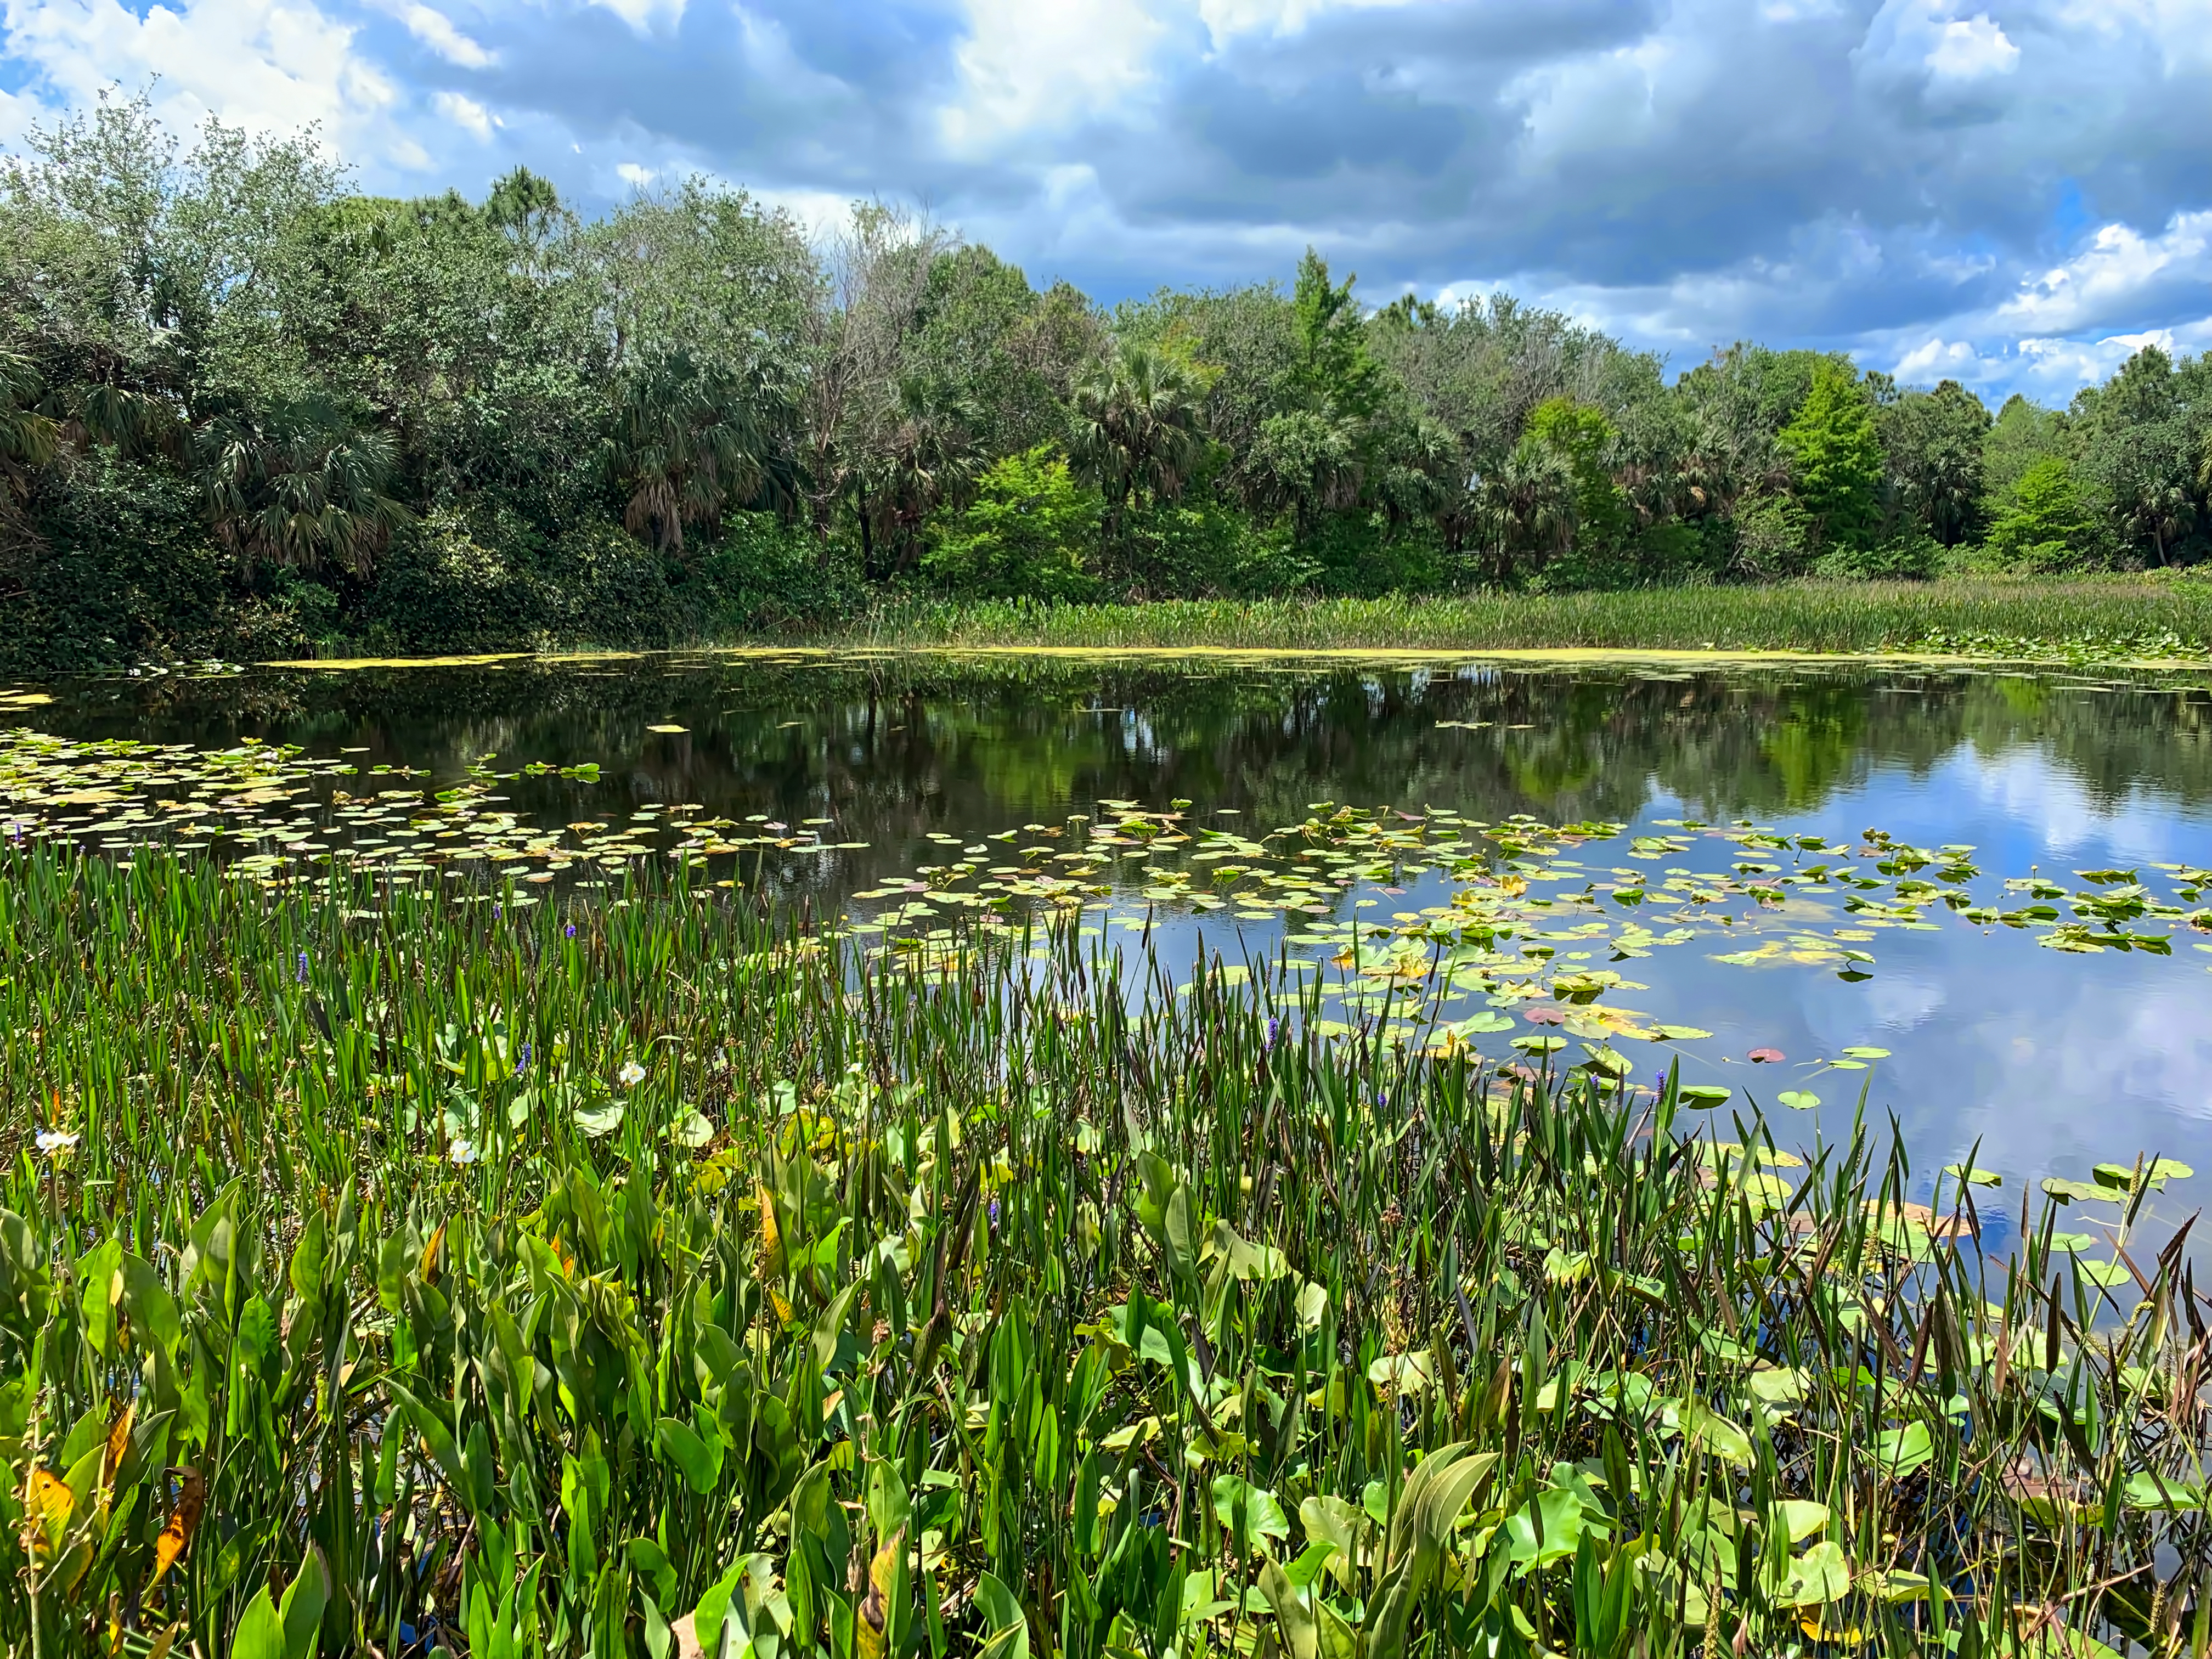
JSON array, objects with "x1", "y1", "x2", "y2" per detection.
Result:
[{"x1": 24, "y1": 648, "x2": 2212, "y2": 1239}]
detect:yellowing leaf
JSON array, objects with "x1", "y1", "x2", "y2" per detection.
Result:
[
  {"x1": 150, "y1": 1467, "x2": 205, "y2": 1585},
  {"x1": 22, "y1": 1467, "x2": 71, "y2": 1555}
]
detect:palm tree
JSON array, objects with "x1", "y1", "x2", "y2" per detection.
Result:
[
  {"x1": 1477, "y1": 436, "x2": 1578, "y2": 585},
  {"x1": 607, "y1": 351, "x2": 777, "y2": 556},
  {"x1": 862, "y1": 374, "x2": 979, "y2": 580},
  {"x1": 1068, "y1": 343, "x2": 1206, "y2": 552},
  {"x1": 195, "y1": 398, "x2": 411, "y2": 575},
  {"x1": 0, "y1": 350, "x2": 59, "y2": 506}
]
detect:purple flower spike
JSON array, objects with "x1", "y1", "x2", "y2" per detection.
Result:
[{"x1": 295, "y1": 951, "x2": 309, "y2": 984}]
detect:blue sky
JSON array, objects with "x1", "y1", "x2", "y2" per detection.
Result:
[{"x1": 2, "y1": 0, "x2": 2208, "y2": 401}]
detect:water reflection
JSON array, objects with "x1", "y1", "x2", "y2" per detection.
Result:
[{"x1": 24, "y1": 650, "x2": 2212, "y2": 1220}]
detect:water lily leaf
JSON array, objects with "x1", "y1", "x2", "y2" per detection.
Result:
[
  {"x1": 1578, "y1": 1043, "x2": 1631, "y2": 1077},
  {"x1": 1748, "y1": 1046, "x2": 1785, "y2": 1063},
  {"x1": 1776, "y1": 1090, "x2": 1820, "y2": 1110},
  {"x1": 1450, "y1": 1010, "x2": 1514, "y2": 1035},
  {"x1": 1773, "y1": 1541, "x2": 1852, "y2": 1607},
  {"x1": 1655, "y1": 1025, "x2": 1712, "y2": 1040},
  {"x1": 1944, "y1": 1164, "x2": 2001, "y2": 1187},
  {"x1": 1746, "y1": 1366, "x2": 1808, "y2": 1404},
  {"x1": 1679, "y1": 1085, "x2": 1731, "y2": 1105},
  {"x1": 2122, "y1": 1471, "x2": 2203, "y2": 1511},
  {"x1": 1679, "y1": 1401, "x2": 1752, "y2": 1466},
  {"x1": 1874, "y1": 1421, "x2": 1934, "y2": 1475},
  {"x1": 575, "y1": 1101, "x2": 625, "y2": 1138},
  {"x1": 2072, "y1": 1257, "x2": 2133, "y2": 1289},
  {"x1": 1776, "y1": 1500, "x2": 1829, "y2": 1542},
  {"x1": 1841, "y1": 1046, "x2": 1892, "y2": 1059},
  {"x1": 2041, "y1": 1178, "x2": 2115, "y2": 1204}
]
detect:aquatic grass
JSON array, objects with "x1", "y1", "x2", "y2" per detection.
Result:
[
  {"x1": 1, "y1": 847, "x2": 2209, "y2": 1658},
  {"x1": 817, "y1": 579, "x2": 2212, "y2": 664}
]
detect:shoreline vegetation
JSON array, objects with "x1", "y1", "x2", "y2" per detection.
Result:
[
  {"x1": 199, "y1": 579, "x2": 2212, "y2": 676},
  {"x1": 3, "y1": 848, "x2": 2206, "y2": 1657},
  {"x1": 4, "y1": 102, "x2": 2210, "y2": 675},
  {"x1": 821, "y1": 579, "x2": 2212, "y2": 666}
]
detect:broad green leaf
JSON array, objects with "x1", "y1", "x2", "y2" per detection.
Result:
[
  {"x1": 655, "y1": 1417, "x2": 724, "y2": 1496},
  {"x1": 1211, "y1": 1475, "x2": 1291, "y2": 1549},
  {"x1": 1944, "y1": 1164, "x2": 2001, "y2": 1187},
  {"x1": 1679, "y1": 1400, "x2": 1752, "y2": 1466},
  {"x1": 230, "y1": 1589, "x2": 284, "y2": 1659},
  {"x1": 1773, "y1": 1541, "x2": 1851, "y2": 1606},
  {"x1": 1875, "y1": 1421, "x2": 1934, "y2": 1475},
  {"x1": 278, "y1": 1551, "x2": 330, "y2": 1659},
  {"x1": 1776, "y1": 1499, "x2": 1829, "y2": 1542},
  {"x1": 975, "y1": 1571, "x2": 1029, "y2": 1659}
]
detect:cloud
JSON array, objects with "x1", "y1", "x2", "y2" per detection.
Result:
[
  {"x1": 1924, "y1": 13, "x2": 2017, "y2": 78},
  {"x1": 0, "y1": 0, "x2": 396, "y2": 139},
  {"x1": 587, "y1": 0, "x2": 685, "y2": 35},
  {"x1": 0, "y1": 0, "x2": 2207, "y2": 399},
  {"x1": 432, "y1": 87, "x2": 492, "y2": 139},
  {"x1": 1863, "y1": 1, "x2": 2019, "y2": 82},
  {"x1": 939, "y1": 0, "x2": 1166, "y2": 151},
  {"x1": 1999, "y1": 210, "x2": 2212, "y2": 335},
  {"x1": 371, "y1": 0, "x2": 491, "y2": 67}
]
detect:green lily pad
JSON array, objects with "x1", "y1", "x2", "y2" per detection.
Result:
[{"x1": 1943, "y1": 1164, "x2": 2002, "y2": 1187}]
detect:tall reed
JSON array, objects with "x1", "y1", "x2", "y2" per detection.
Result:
[{"x1": 2, "y1": 847, "x2": 2204, "y2": 1658}]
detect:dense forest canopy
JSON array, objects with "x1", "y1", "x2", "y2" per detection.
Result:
[{"x1": 2, "y1": 100, "x2": 2209, "y2": 670}]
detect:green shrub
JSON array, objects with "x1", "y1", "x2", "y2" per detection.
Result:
[
  {"x1": 1983, "y1": 456, "x2": 2108, "y2": 572},
  {"x1": 4, "y1": 452, "x2": 235, "y2": 673},
  {"x1": 923, "y1": 445, "x2": 1102, "y2": 601},
  {"x1": 1813, "y1": 532, "x2": 1941, "y2": 580}
]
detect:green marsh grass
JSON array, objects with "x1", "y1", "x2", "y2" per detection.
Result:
[
  {"x1": 827, "y1": 579, "x2": 2212, "y2": 663},
  {"x1": 2, "y1": 848, "x2": 2209, "y2": 1658}
]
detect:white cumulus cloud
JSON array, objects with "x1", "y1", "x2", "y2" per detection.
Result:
[
  {"x1": 1999, "y1": 210, "x2": 2212, "y2": 334},
  {"x1": 0, "y1": 0, "x2": 394, "y2": 138},
  {"x1": 940, "y1": 0, "x2": 1166, "y2": 150},
  {"x1": 373, "y1": 0, "x2": 492, "y2": 67},
  {"x1": 432, "y1": 88, "x2": 492, "y2": 139},
  {"x1": 588, "y1": 0, "x2": 685, "y2": 33},
  {"x1": 1924, "y1": 11, "x2": 2018, "y2": 77}
]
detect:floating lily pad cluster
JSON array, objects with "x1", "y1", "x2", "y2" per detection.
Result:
[
  {"x1": 0, "y1": 727, "x2": 865, "y2": 885},
  {"x1": 840, "y1": 794, "x2": 2212, "y2": 1076}
]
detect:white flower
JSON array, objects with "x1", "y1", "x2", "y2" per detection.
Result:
[
  {"x1": 616, "y1": 1060, "x2": 646, "y2": 1088},
  {"x1": 35, "y1": 1128, "x2": 80, "y2": 1156},
  {"x1": 449, "y1": 1139, "x2": 478, "y2": 1166}
]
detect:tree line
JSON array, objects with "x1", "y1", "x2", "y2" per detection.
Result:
[{"x1": 2, "y1": 99, "x2": 2208, "y2": 670}]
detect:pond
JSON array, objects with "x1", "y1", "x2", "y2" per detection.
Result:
[{"x1": 10, "y1": 647, "x2": 2212, "y2": 1244}]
